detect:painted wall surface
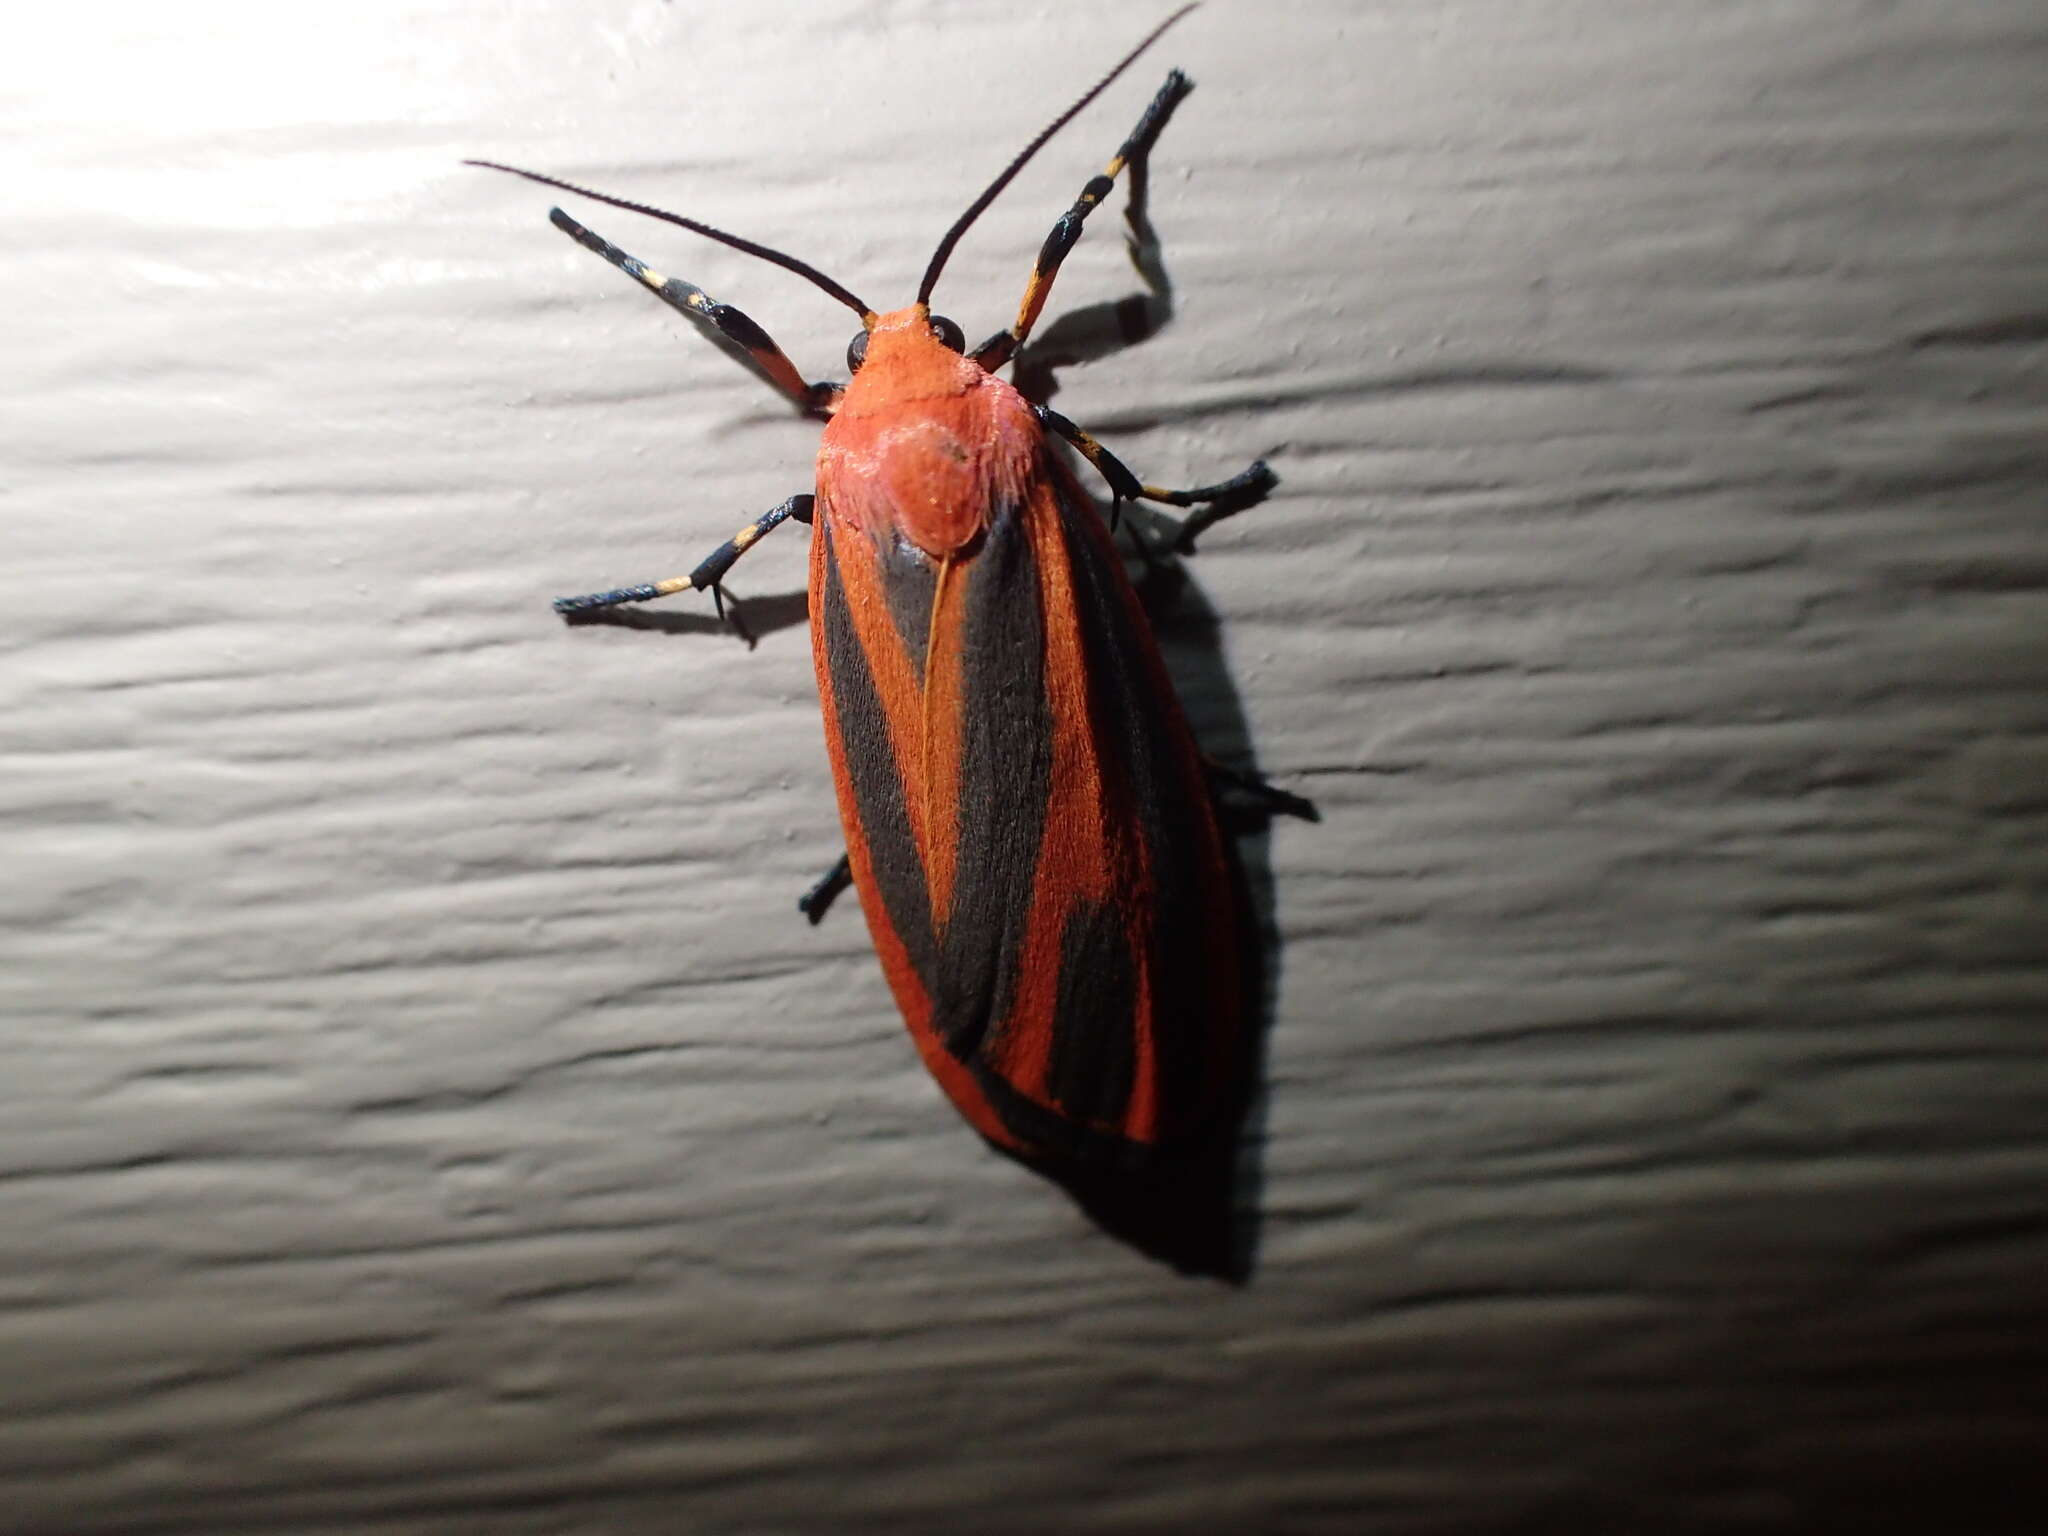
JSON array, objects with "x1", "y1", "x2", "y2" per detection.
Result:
[{"x1": 8, "y1": 2, "x2": 2046, "y2": 1531}]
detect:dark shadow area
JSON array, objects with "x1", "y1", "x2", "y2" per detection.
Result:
[{"x1": 1012, "y1": 1115, "x2": 1252, "y2": 1282}]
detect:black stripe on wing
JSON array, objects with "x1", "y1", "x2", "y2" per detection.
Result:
[
  {"x1": 820, "y1": 523, "x2": 938, "y2": 985},
  {"x1": 936, "y1": 498, "x2": 1055, "y2": 1060}
]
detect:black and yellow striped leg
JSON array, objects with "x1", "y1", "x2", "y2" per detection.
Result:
[
  {"x1": 797, "y1": 852, "x2": 854, "y2": 925},
  {"x1": 553, "y1": 494, "x2": 814, "y2": 615},
  {"x1": 972, "y1": 69, "x2": 1195, "y2": 373},
  {"x1": 1036, "y1": 406, "x2": 1274, "y2": 542},
  {"x1": 546, "y1": 208, "x2": 841, "y2": 417}
]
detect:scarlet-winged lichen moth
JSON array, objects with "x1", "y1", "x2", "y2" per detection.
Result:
[{"x1": 469, "y1": 5, "x2": 1291, "y2": 1172}]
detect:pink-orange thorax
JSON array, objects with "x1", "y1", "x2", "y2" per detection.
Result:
[{"x1": 817, "y1": 305, "x2": 1040, "y2": 559}]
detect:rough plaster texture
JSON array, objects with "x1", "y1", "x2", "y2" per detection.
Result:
[{"x1": 8, "y1": 1, "x2": 2047, "y2": 1531}]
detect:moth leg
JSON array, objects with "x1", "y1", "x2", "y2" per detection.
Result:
[
  {"x1": 1035, "y1": 406, "x2": 1274, "y2": 546},
  {"x1": 972, "y1": 69, "x2": 1194, "y2": 373},
  {"x1": 542, "y1": 203, "x2": 841, "y2": 417},
  {"x1": 553, "y1": 494, "x2": 814, "y2": 616},
  {"x1": 1204, "y1": 757, "x2": 1319, "y2": 824},
  {"x1": 797, "y1": 852, "x2": 854, "y2": 926}
]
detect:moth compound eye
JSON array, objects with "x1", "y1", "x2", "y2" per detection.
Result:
[
  {"x1": 929, "y1": 314, "x2": 965, "y2": 352},
  {"x1": 846, "y1": 330, "x2": 870, "y2": 373}
]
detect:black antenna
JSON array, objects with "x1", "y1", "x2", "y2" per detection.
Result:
[
  {"x1": 916, "y1": 4, "x2": 1197, "y2": 307},
  {"x1": 465, "y1": 160, "x2": 875, "y2": 322}
]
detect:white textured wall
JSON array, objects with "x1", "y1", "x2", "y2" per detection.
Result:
[{"x1": 8, "y1": 2, "x2": 2046, "y2": 1531}]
